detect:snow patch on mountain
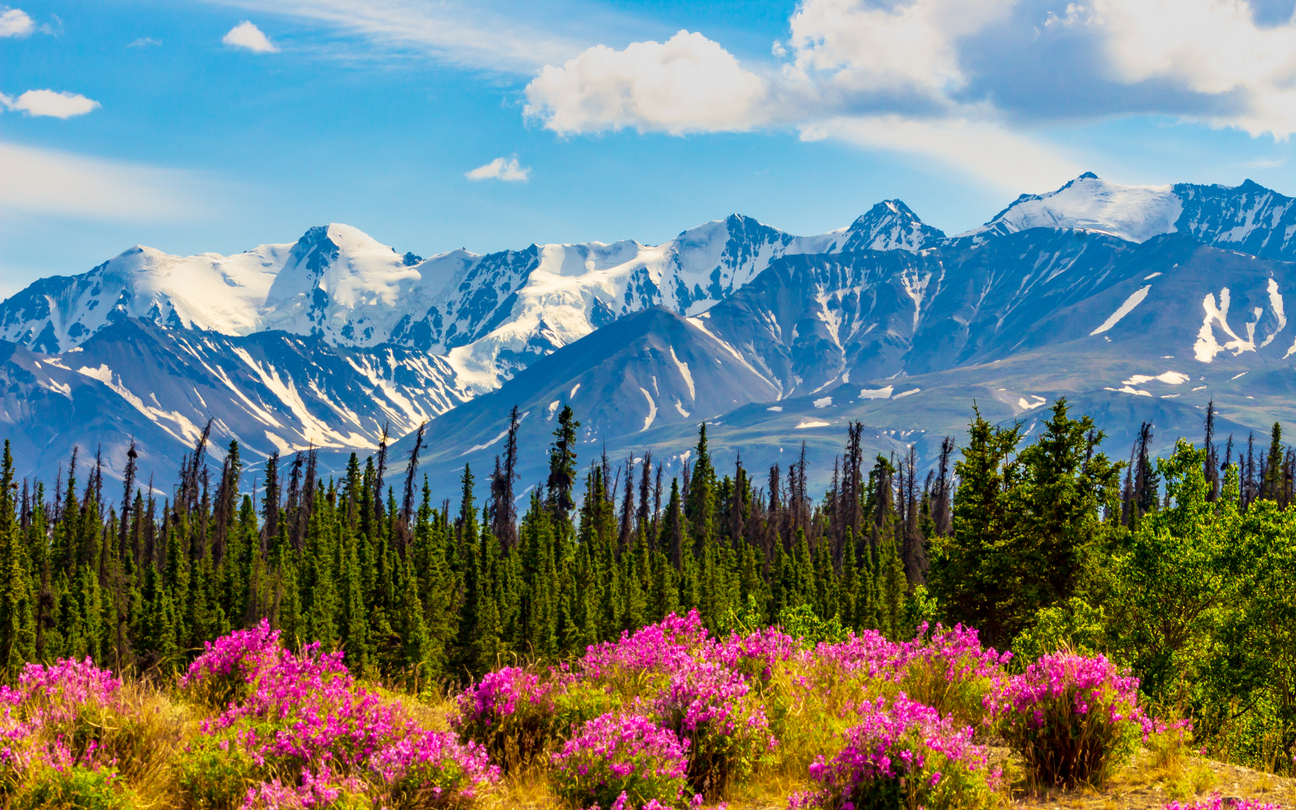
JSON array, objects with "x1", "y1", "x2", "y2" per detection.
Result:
[
  {"x1": 1195, "y1": 288, "x2": 1255, "y2": 362},
  {"x1": 1091, "y1": 285, "x2": 1152, "y2": 335},
  {"x1": 639, "y1": 387, "x2": 657, "y2": 431}
]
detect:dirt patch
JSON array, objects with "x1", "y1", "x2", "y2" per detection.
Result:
[{"x1": 1005, "y1": 750, "x2": 1294, "y2": 810}]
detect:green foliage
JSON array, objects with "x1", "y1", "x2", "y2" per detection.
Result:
[
  {"x1": 176, "y1": 735, "x2": 261, "y2": 809},
  {"x1": 1011, "y1": 597, "x2": 1112, "y2": 666},
  {"x1": 11, "y1": 765, "x2": 135, "y2": 810},
  {"x1": 777, "y1": 603, "x2": 848, "y2": 646}
]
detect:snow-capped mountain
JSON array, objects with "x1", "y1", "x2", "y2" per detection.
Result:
[
  {"x1": 396, "y1": 229, "x2": 1296, "y2": 501},
  {"x1": 963, "y1": 173, "x2": 1296, "y2": 261},
  {"x1": 5, "y1": 173, "x2": 1296, "y2": 490},
  {"x1": 0, "y1": 213, "x2": 930, "y2": 392}
]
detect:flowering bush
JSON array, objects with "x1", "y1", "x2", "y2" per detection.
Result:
[
  {"x1": 451, "y1": 666, "x2": 556, "y2": 768},
  {"x1": 895, "y1": 623, "x2": 1011, "y2": 729},
  {"x1": 0, "y1": 658, "x2": 141, "y2": 794},
  {"x1": 713, "y1": 626, "x2": 803, "y2": 684},
  {"x1": 182, "y1": 620, "x2": 283, "y2": 710},
  {"x1": 579, "y1": 612, "x2": 709, "y2": 695},
  {"x1": 986, "y1": 651, "x2": 1148, "y2": 789},
  {"x1": 550, "y1": 712, "x2": 689, "y2": 810},
  {"x1": 182, "y1": 632, "x2": 497, "y2": 808},
  {"x1": 789, "y1": 694, "x2": 995, "y2": 810},
  {"x1": 371, "y1": 729, "x2": 497, "y2": 808},
  {"x1": 652, "y1": 660, "x2": 775, "y2": 797}
]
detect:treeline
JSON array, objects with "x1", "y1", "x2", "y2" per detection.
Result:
[
  {"x1": 0, "y1": 405, "x2": 941, "y2": 683},
  {"x1": 0, "y1": 399, "x2": 1292, "y2": 767}
]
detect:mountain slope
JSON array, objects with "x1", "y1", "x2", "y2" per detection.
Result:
[{"x1": 5, "y1": 174, "x2": 1296, "y2": 491}]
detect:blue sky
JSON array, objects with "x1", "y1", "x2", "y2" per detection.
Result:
[{"x1": 3, "y1": 0, "x2": 1296, "y2": 297}]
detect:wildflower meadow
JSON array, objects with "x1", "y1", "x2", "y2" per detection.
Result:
[{"x1": 0, "y1": 610, "x2": 1247, "y2": 810}]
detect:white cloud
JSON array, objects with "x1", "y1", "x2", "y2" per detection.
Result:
[
  {"x1": 0, "y1": 7, "x2": 33, "y2": 37},
  {"x1": 0, "y1": 141, "x2": 209, "y2": 221},
  {"x1": 223, "y1": 20, "x2": 278, "y2": 53},
  {"x1": 465, "y1": 156, "x2": 531, "y2": 182},
  {"x1": 783, "y1": 0, "x2": 1008, "y2": 104},
  {"x1": 524, "y1": 30, "x2": 770, "y2": 135},
  {"x1": 3, "y1": 90, "x2": 100, "y2": 119},
  {"x1": 127, "y1": 37, "x2": 162, "y2": 48},
  {"x1": 1081, "y1": 0, "x2": 1296, "y2": 137}
]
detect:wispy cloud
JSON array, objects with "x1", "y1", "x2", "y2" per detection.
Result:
[
  {"x1": 466, "y1": 156, "x2": 531, "y2": 182},
  {"x1": 200, "y1": 0, "x2": 584, "y2": 73},
  {"x1": 2, "y1": 90, "x2": 100, "y2": 119},
  {"x1": 127, "y1": 36, "x2": 161, "y2": 48},
  {"x1": 0, "y1": 7, "x2": 33, "y2": 37},
  {"x1": 223, "y1": 20, "x2": 278, "y2": 53},
  {"x1": 0, "y1": 141, "x2": 212, "y2": 222}
]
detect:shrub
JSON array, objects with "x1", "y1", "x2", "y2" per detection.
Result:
[
  {"x1": 896, "y1": 623, "x2": 1010, "y2": 729},
  {"x1": 176, "y1": 734, "x2": 262, "y2": 809},
  {"x1": 789, "y1": 694, "x2": 995, "y2": 810},
  {"x1": 651, "y1": 660, "x2": 774, "y2": 798},
  {"x1": 181, "y1": 620, "x2": 283, "y2": 710},
  {"x1": 550, "y1": 713, "x2": 688, "y2": 810},
  {"x1": 370, "y1": 730, "x2": 497, "y2": 808},
  {"x1": 11, "y1": 764, "x2": 135, "y2": 810},
  {"x1": 713, "y1": 626, "x2": 803, "y2": 685},
  {"x1": 187, "y1": 629, "x2": 498, "y2": 807},
  {"x1": 1010, "y1": 599, "x2": 1112, "y2": 665},
  {"x1": 551, "y1": 680, "x2": 624, "y2": 737},
  {"x1": 0, "y1": 657, "x2": 160, "y2": 798},
  {"x1": 986, "y1": 651, "x2": 1149, "y2": 789},
  {"x1": 451, "y1": 666, "x2": 555, "y2": 769},
  {"x1": 778, "y1": 605, "x2": 849, "y2": 646},
  {"x1": 578, "y1": 612, "x2": 709, "y2": 699}
]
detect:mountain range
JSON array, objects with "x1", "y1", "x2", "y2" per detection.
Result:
[{"x1": 2, "y1": 173, "x2": 1293, "y2": 499}]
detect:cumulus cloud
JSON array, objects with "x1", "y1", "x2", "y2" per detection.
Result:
[
  {"x1": 518, "y1": 0, "x2": 1296, "y2": 188},
  {"x1": 2, "y1": 90, "x2": 100, "y2": 119},
  {"x1": 1081, "y1": 0, "x2": 1296, "y2": 136},
  {"x1": 524, "y1": 30, "x2": 770, "y2": 135},
  {"x1": 782, "y1": 0, "x2": 1008, "y2": 108},
  {"x1": 465, "y1": 156, "x2": 531, "y2": 182},
  {"x1": 0, "y1": 7, "x2": 33, "y2": 37},
  {"x1": 223, "y1": 20, "x2": 278, "y2": 53}
]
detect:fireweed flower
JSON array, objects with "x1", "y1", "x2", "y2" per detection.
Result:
[
  {"x1": 579, "y1": 611, "x2": 711, "y2": 684},
  {"x1": 892, "y1": 623, "x2": 1012, "y2": 728},
  {"x1": 550, "y1": 712, "x2": 689, "y2": 810},
  {"x1": 181, "y1": 628, "x2": 499, "y2": 806},
  {"x1": 986, "y1": 651, "x2": 1148, "y2": 789},
  {"x1": 788, "y1": 694, "x2": 994, "y2": 810},
  {"x1": 0, "y1": 657, "x2": 126, "y2": 783},
  {"x1": 651, "y1": 658, "x2": 775, "y2": 797},
  {"x1": 451, "y1": 666, "x2": 556, "y2": 767}
]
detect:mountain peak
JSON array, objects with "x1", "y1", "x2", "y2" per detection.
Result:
[
  {"x1": 839, "y1": 199, "x2": 943, "y2": 252},
  {"x1": 965, "y1": 174, "x2": 1182, "y2": 244}
]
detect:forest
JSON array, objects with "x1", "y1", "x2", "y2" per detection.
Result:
[{"x1": 0, "y1": 397, "x2": 1293, "y2": 777}]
